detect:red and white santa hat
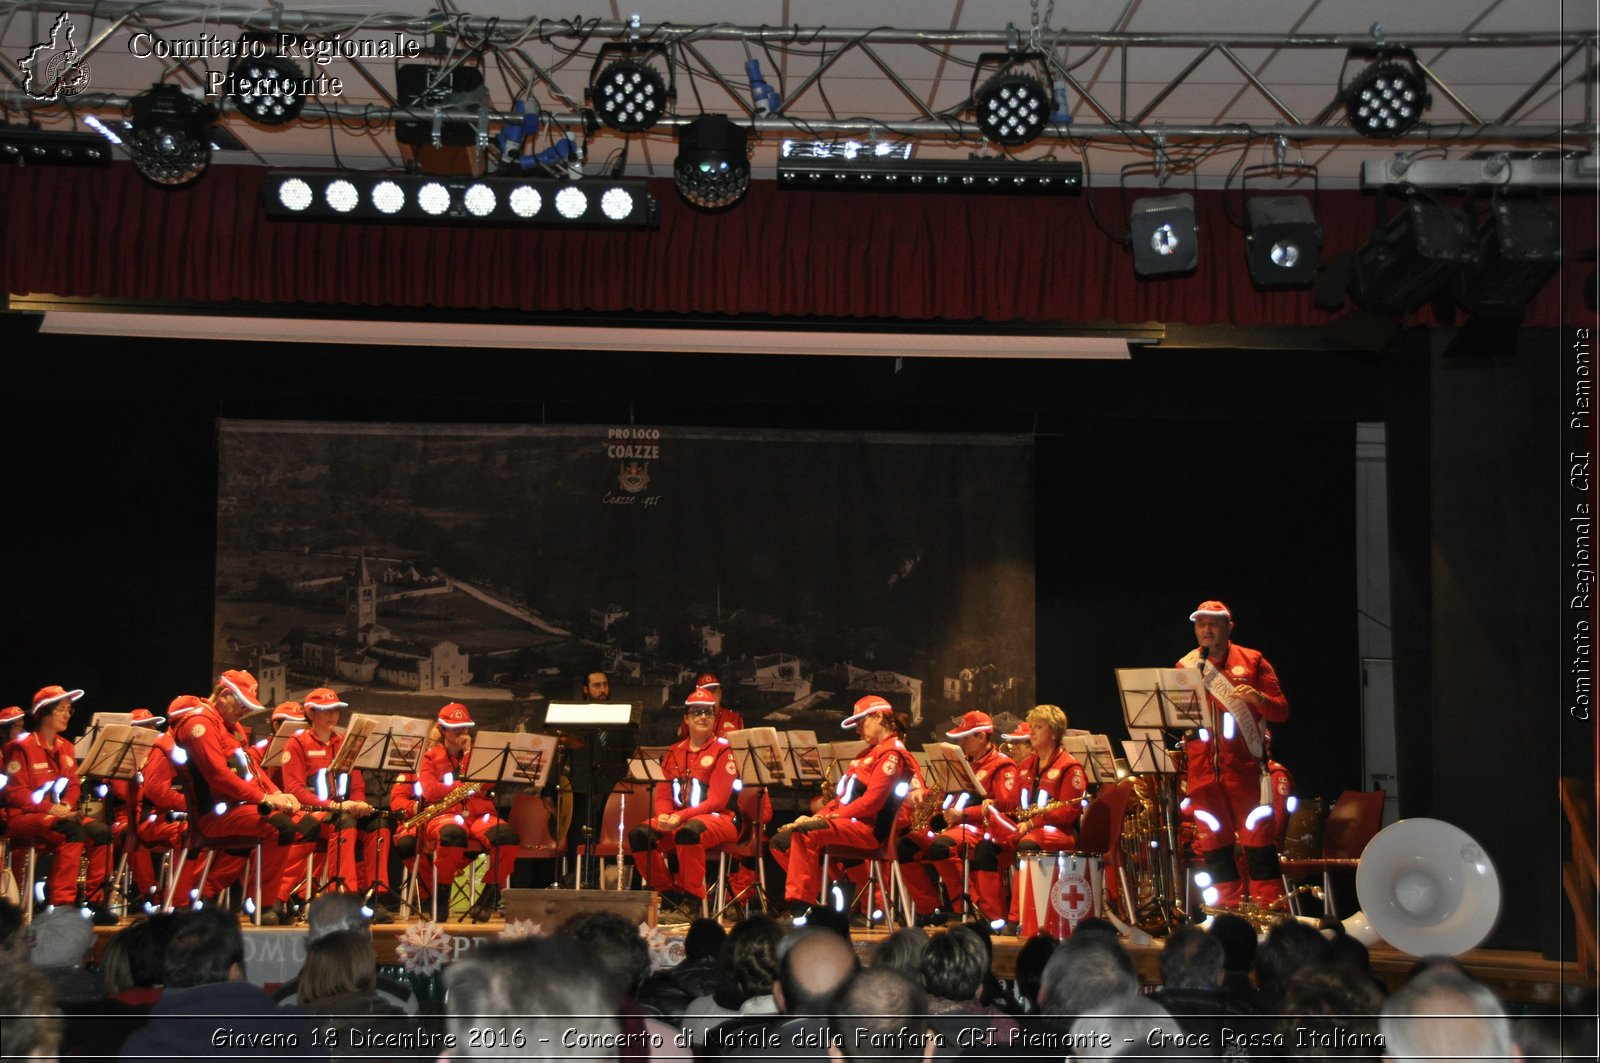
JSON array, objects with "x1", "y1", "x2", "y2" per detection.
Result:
[
  {"x1": 218, "y1": 669, "x2": 264, "y2": 711},
  {"x1": 0, "y1": 705, "x2": 25, "y2": 727},
  {"x1": 438, "y1": 703, "x2": 475, "y2": 729},
  {"x1": 685, "y1": 688, "x2": 718, "y2": 713},
  {"x1": 271, "y1": 701, "x2": 306, "y2": 723},
  {"x1": 303, "y1": 688, "x2": 348, "y2": 712},
  {"x1": 167, "y1": 694, "x2": 208, "y2": 720},
  {"x1": 31, "y1": 685, "x2": 84, "y2": 717},
  {"x1": 842, "y1": 694, "x2": 894, "y2": 729},
  {"x1": 1001, "y1": 720, "x2": 1031, "y2": 742},
  {"x1": 1188, "y1": 600, "x2": 1233, "y2": 621},
  {"x1": 129, "y1": 707, "x2": 165, "y2": 727},
  {"x1": 695, "y1": 672, "x2": 721, "y2": 690},
  {"x1": 945, "y1": 711, "x2": 995, "y2": 740}
]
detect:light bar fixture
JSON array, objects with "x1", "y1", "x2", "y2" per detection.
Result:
[
  {"x1": 261, "y1": 172, "x2": 658, "y2": 228},
  {"x1": 778, "y1": 156, "x2": 1082, "y2": 194},
  {"x1": 0, "y1": 125, "x2": 113, "y2": 167}
]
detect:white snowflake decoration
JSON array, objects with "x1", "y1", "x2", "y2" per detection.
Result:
[
  {"x1": 497, "y1": 918, "x2": 544, "y2": 941},
  {"x1": 396, "y1": 919, "x2": 453, "y2": 976}
]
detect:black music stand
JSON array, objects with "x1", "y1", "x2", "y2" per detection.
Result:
[
  {"x1": 916, "y1": 743, "x2": 987, "y2": 920},
  {"x1": 544, "y1": 701, "x2": 642, "y2": 889},
  {"x1": 1114, "y1": 667, "x2": 1202, "y2": 927}
]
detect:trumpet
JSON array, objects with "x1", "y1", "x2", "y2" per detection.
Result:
[{"x1": 400, "y1": 782, "x2": 480, "y2": 831}]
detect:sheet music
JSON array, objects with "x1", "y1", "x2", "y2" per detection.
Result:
[
  {"x1": 260, "y1": 718, "x2": 310, "y2": 770},
  {"x1": 80, "y1": 724, "x2": 156, "y2": 780},
  {"x1": 328, "y1": 715, "x2": 377, "y2": 775},
  {"x1": 782, "y1": 730, "x2": 825, "y2": 784},
  {"x1": 628, "y1": 746, "x2": 673, "y2": 783},
  {"x1": 1121, "y1": 738, "x2": 1179, "y2": 775},
  {"x1": 1062, "y1": 734, "x2": 1118, "y2": 784},
  {"x1": 74, "y1": 713, "x2": 133, "y2": 760},
  {"x1": 1115, "y1": 667, "x2": 1207, "y2": 729},
  {"x1": 466, "y1": 730, "x2": 559, "y2": 789},
  {"x1": 919, "y1": 742, "x2": 984, "y2": 794},
  {"x1": 726, "y1": 727, "x2": 790, "y2": 786},
  {"x1": 347, "y1": 714, "x2": 434, "y2": 772}
]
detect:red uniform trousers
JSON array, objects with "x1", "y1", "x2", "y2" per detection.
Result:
[
  {"x1": 417, "y1": 812, "x2": 519, "y2": 898},
  {"x1": 968, "y1": 824, "x2": 1076, "y2": 923},
  {"x1": 194, "y1": 805, "x2": 295, "y2": 908},
  {"x1": 135, "y1": 814, "x2": 206, "y2": 904},
  {"x1": 6, "y1": 812, "x2": 113, "y2": 906},
  {"x1": 1188, "y1": 771, "x2": 1284, "y2": 907},
  {"x1": 776, "y1": 816, "x2": 882, "y2": 905},
  {"x1": 899, "y1": 822, "x2": 987, "y2": 916},
  {"x1": 633, "y1": 811, "x2": 739, "y2": 899}
]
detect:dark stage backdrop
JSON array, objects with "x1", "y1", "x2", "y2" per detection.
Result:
[{"x1": 214, "y1": 422, "x2": 1035, "y2": 746}]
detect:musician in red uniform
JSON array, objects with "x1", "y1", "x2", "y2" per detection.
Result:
[
  {"x1": 257, "y1": 702, "x2": 305, "y2": 790},
  {"x1": 173, "y1": 669, "x2": 319, "y2": 925},
  {"x1": 772, "y1": 695, "x2": 916, "y2": 916},
  {"x1": 970, "y1": 703, "x2": 1087, "y2": 928},
  {"x1": 675, "y1": 673, "x2": 745, "y2": 740},
  {"x1": 0, "y1": 705, "x2": 24, "y2": 744},
  {"x1": 137, "y1": 695, "x2": 213, "y2": 907},
  {"x1": 1179, "y1": 600, "x2": 1291, "y2": 909},
  {"x1": 629, "y1": 688, "x2": 741, "y2": 910},
  {"x1": 897, "y1": 710, "x2": 1021, "y2": 923},
  {"x1": 415, "y1": 703, "x2": 520, "y2": 923},
  {"x1": 2, "y1": 686, "x2": 116, "y2": 920},
  {"x1": 280, "y1": 689, "x2": 392, "y2": 919}
]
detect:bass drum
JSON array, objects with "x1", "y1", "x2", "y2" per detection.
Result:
[{"x1": 1015, "y1": 852, "x2": 1102, "y2": 940}]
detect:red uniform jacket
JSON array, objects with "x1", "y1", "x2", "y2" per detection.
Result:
[
  {"x1": 1014, "y1": 745, "x2": 1087, "y2": 833},
  {"x1": 1178, "y1": 643, "x2": 1289, "y2": 785},
  {"x1": 958, "y1": 746, "x2": 1021, "y2": 823},
  {"x1": 389, "y1": 772, "x2": 421, "y2": 823},
  {"x1": 655, "y1": 735, "x2": 738, "y2": 819},
  {"x1": 818, "y1": 737, "x2": 916, "y2": 839},
  {"x1": 3, "y1": 732, "x2": 80, "y2": 814},
  {"x1": 282, "y1": 728, "x2": 367, "y2": 809},
  {"x1": 418, "y1": 744, "x2": 497, "y2": 820},
  {"x1": 172, "y1": 704, "x2": 281, "y2": 813},
  {"x1": 140, "y1": 733, "x2": 189, "y2": 815}
]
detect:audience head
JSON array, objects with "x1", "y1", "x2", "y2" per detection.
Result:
[
  {"x1": 1011, "y1": 934, "x2": 1057, "y2": 1014},
  {"x1": 711, "y1": 914, "x2": 783, "y2": 1010},
  {"x1": 799, "y1": 904, "x2": 854, "y2": 941},
  {"x1": 1067, "y1": 996, "x2": 1183, "y2": 1061},
  {"x1": 1207, "y1": 913, "x2": 1257, "y2": 974},
  {"x1": 828, "y1": 967, "x2": 930, "y2": 1063},
  {"x1": 776, "y1": 926, "x2": 860, "y2": 1016},
  {"x1": 1039, "y1": 934, "x2": 1138, "y2": 1019},
  {"x1": 0, "y1": 964, "x2": 62, "y2": 1063},
  {"x1": 923, "y1": 927, "x2": 988, "y2": 1003},
  {"x1": 447, "y1": 936, "x2": 620, "y2": 1061},
  {"x1": 308, "y1": 892, "x2": 373, "y2": 941},
  {"x1": 683, "y1": 918, "x2": 727, "y2": 964},
  {"x1": 870, "y1": 927, "x2": 929, "y2": 977},
  {"x1": 28, "y1": 908, "x2": 93, "y2": 970},
  {"x1": 299, "y1": 929, "x2": 378, "y2": 1008},
  {"x1": 99, "y1": 928, "x2": 137, "y2": 997},
  {"x1": 1255, "y1": 918, "x2": 1331, "y2": 1003},
  {"x1": 0, "y1": 898, "x2": 33, "y2": 966},
  {"x1": 560, "y1": 912, "x2": 652, "y2": 1002},
  {"x1": 1379, "y1": 967, "x2": 1515, "y2": 1063},
  {"x1": 164, "y1": 907, "x2": 246, "y2": 988},
  {"x1": 128, "y1": 913, "x2": 176, "y2": 989},
  {"x1": 1158, "y1": 925, "x2": 1224, "y2": 991},
  {"x1": 1277, "y1": 959, "x2": 1384, "y2": 1056}
]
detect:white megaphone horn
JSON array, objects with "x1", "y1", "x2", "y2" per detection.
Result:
[{"x1": 1332, "y1": 817, "x2": 1502, "y2": 957}]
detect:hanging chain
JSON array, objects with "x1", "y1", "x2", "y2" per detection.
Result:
[{"x1": 1029, "y1": 0, "x2": 1056, "y2": 53}]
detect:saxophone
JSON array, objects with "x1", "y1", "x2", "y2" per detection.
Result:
[
  {"x1": 400, "y1": 782, "x2": 480, "y2": 831},
  {"x1": 907, "y1": 785, "x2": 946, "y2": 832}
]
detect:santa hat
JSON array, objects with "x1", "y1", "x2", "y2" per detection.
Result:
[
  {"x1": 945, "y1": 711, "x2": 995, "y2": 740},
  {"x1": 217, "y1": 669, "x2": 263, "y2": 710},
  {"x1": 842, "y1": 694, "x2": 894, "y2": 729},
  {"x1": 129, "y1": 708, "x2": 165, "y2": 727},
  {"x1": 1188, "y1": 600, "x2": 1233, "y2": 621}
]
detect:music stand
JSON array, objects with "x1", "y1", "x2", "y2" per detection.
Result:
[
  {"x1": 780, "y1": 730, "x2": 825, "y2": 788},
  {"x1": 1114, "y1": 668, "x2": 1199, "y2": 928},
  {"x1": 1062, "y1": 734, "x2": 1119, "y2": 785},
  {"x1": 622, "y1": 746, "x2": 673, "y2": 893},
  {"x1": 917, "y1": 742, "x2": 988, "y2": 920},
  {"x1": 544, "y1": 702, "x2": 642, "y2": 889},
  {"x1": 75, "y1": 712, "x2": 134, "y2": 761},
  {"x1": 723, "y1": 728, "x2": 790, "y2": 915},
  {"x1": 79, "y1": 723, "x2": 155, "y2": 908}
]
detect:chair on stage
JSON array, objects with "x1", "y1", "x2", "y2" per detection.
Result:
[
  {"x1": 163, "y1": 822, "x2": 266, "y2": 925},
  {"x1": 1279, "y1": 789, "x2": 1385, "y2": 919},
  {"x1": 1076, "y1": 778, "x2": 1137, "y2": 923},
  {"x1": 704, "y1": 789, "x2": 771, "y2": 918},
  {"x1": 816, "y1": 793, "x2": 913, "y2": 930},
  {"x1": 576, "y1": 784, "x2": 653, "y2": 890}
]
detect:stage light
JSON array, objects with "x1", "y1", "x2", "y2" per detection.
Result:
[
  {"x1": 128, "y1": 84, "x2": 216, "y2": 187},
  {"x1": 1454, "y1": 198, "x2": 1561, "y2": 317},
  {"x1": 0, "y1": 125, "x2": 112, "y2": 167},
  {"x1": 1350, "y1": 201, "x2": 1476, "y2": 314},
  {"x1": 1245, "y1": 196, "x2": 1322, "y2": 287},
  {"x1": 1341, "y1": 50, "x2": 1429, "y2": 139},
  {"x1": 591, "y1": 55, "x2": 669, "y2": 133},
  {"x1": 777, "y1": 154, "x2": 1081, "y2": 194},
  {"x1": 674, "y1": 115, "x2": 750, "y2": 209},
  {"x1": 262, "y1": 171, "x2": 658, "y2": 228},
  {"x1": 1129, "y1": 193, "x2": 1198, "y2": 276},
  {"x1": 974, "y1": 70, "x2": 1050, "y2": 147},
  {"x1": 229, "y1": 36, "x2": 307, "y2": 126}
]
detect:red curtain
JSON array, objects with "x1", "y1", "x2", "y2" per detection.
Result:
[{"x1": 1, "y1": 162, "x2": 1592, "y2": 328}]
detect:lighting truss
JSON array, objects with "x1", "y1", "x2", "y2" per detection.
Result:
[
  {"x1": 261, "y1": 171, "x2": 658, "y2": 227},
  {"x1": 778, "y1": 155, "x2": 1081, "y2": 194}
]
